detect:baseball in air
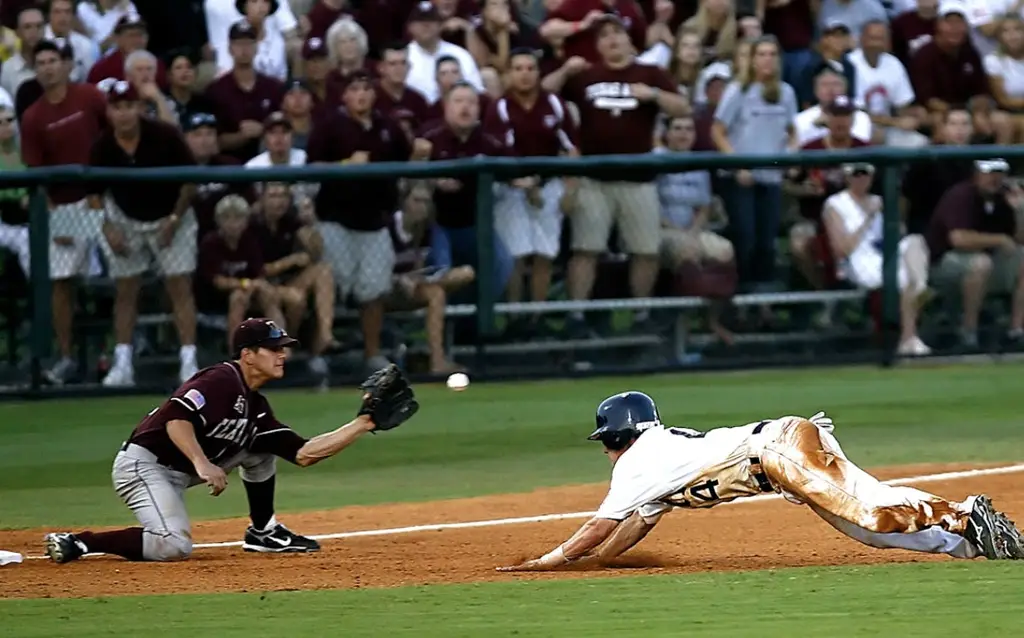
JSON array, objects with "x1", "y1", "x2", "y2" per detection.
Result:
[{"x1": 446, "y1": 372, "x2": 470, "y2": 391}]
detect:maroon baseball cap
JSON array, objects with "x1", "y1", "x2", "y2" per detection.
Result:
[
  {"x1": 115, "y1": 13, "x2": 147, "y2": 33},
  {"x1": 302, "y1": 37, "x2": 328, "y2": 60},
  {"x1": 233, "y1": 318, "x2": 300, "y2": 353},
  {"x1": 826, "y1": 95, "x2": 855, "y2": 115},
  {"x1": 408, "y1": 1, "x2": 441, "y2": 22},
  {"x1": 106, "y1": 80, "x2": 140, "y2": 103}
]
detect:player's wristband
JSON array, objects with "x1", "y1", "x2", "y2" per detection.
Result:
[{"x1": 539, "y1": 544, "x2": 569, "y2": 567}]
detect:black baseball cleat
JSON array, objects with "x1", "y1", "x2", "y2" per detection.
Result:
[
  {"x1": 965, "y1": 495, "x2": 1011, "y2": 560},
  {"x1": 242, "y1": 523, "x2": 320, "y2": 553},
  {"x1": 994, "y1": 512, "x2": 1024, "y2": 560},
  {"x1": 44, "y1": 532, "x2": 87, "y2": 563}
]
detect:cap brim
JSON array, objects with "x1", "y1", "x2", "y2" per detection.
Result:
[
  {"x1": 586, "y1": 429, "x2": 604, "y2": 441},
  {"x1": 264, "y1": 336, "x2": 301, "y2": 349}
]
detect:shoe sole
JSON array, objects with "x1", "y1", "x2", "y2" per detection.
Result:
[
  {"x1": 968, "y1": 496, "x2": 1004, "y2": 560},
  {"x1": 44, "y1": 534, "x2": 76, "y2": 564},
  {"x1": 241, "y1": 542, "x2": 320, "y2": 553}
]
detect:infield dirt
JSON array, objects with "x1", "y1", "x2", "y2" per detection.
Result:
[{"x1": 1, "y1": 462, "x2": 1021, "y2": 599}]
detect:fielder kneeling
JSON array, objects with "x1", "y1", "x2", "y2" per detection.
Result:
[
  {"x1": 44, "y1": 318, "x2": 418, "y2": 563},
  {"x1": 499, "y1": 392, "x2": 1024, "y2": 571}
]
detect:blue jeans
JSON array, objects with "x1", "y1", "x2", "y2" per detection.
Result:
[
  {"x1": 726, "y1": 181, "x2": 782, "y2": 287},
  {"x1": 782, "y1": 48, "x2": 815, "y2": 95},
  {"x1": 429, "y1": 224, "x2": 513, "y2": 301}
]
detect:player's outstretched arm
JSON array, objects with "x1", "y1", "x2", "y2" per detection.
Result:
[
  {"x1": 591, "y1": 511, "x2": 658, "y2": 563},
  {"x1": 294, "y1": 415, "x2": 376, "y2": 467},
  {"x1": 496, "y1": 517, "x2": 621, "y2": 572}
]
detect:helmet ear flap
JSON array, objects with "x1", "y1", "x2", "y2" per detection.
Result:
[{"x1": 599, "y1": 430, "x2": 636, "y2": 451}]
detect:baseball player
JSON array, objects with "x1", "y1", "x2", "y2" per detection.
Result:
[
  {"x1": 499, "y1": 391, "x2": 1024, "y2": 572},
  {"x1": 43, "y1": 318, "x2": 419, "y2": 563}
]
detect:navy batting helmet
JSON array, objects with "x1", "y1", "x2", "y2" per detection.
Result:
[{"x1": 587, "y1": 391, "x2": 661, "y2": 451}]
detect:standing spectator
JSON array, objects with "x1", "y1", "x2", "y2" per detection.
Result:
[
  {"x1": 902, "y1": 107, "x2": 974, "y2": 235},
  {"x1": 374, "y1": 41, "x2": 432, "y2": 135},
  {"x1": 818, "y1": 0, "x2": 889, "y2": 45},
  {"x1": 764, "y1": 0, "x2": 817, "y2": 88},
  {"x1": 77, "y1": 1, "x2": 139, "y2": 54},
  {"x1": 86, "y1": 14, "x2": 169, "y2": 87},
  {"x1": 712, "y1": 35, "x2": 798, "y2": 291},
  {"x1": 541, "y1": 0, "x2": 648, "y2": 65},
  {"x1": 306, "y1": 70, "x2": 418, "y2": 371},
  {"x1": 88, "y1": 81, "x2": 199, "y2": 387},
  {"x1": 420, "y1": 82, "x2": 515, "y2": 302},
  {"x1": 45, "y1": 0, "x2": 98, "y2": 84},
  {"x1": 406, "y1": 2, "x2": 484, "y2": 103},
  {"x1": 164, "y1": 49, "x2": 217, "y2": 129},
  {"x1": 485, "y1": 49, "x2": 578, "y2": 313},
  {"x1": 542, "y1": 15, "x2": 686, "y2": 335},
  {"x1": 206, "y1": 0, "x2": 300, "y2": 78},
  {"x1": 681, "y1": 0, "x2": 737, "y2": 64},
  {"x1": 124, "y1": 50, "x2": 177, "y2": 124},
  {"x1": 468, "y1": 0, "x2": 535, "y2": 71},
  {"x1": 793, "y1": 67, "x2": 873, "y2": 144},
  {"x1": 297, "y1": 37, "x2": 338, "y2": 122},
  {"x1": 325, "y1": 16, "x2": 375, "y2": 91},
  {"x1": 205, "y1": 20, "x2": 286, "y2": 162},
  {"x1": 0, "y1": 104, "x2": 29, "y2": 277},
  {"x1": 1, "y1": 7, "x2": 44, "y2": 98},
  {"x1": 278, "y1": 79, "x2": 315, "y2": 149},
  {"x1": 984, "y1": 16, "x2": 1024, "y2": 143},
  {"x1": 910, "y1": 2, "x2": 996, "y2": 140},
  {"x1": 848, "y1": 20, "x2": 924, "y2": 146},
  {"x1": 926, "y1": 159, "x2": 1024, "y2": 348},
  {"x1": 422, "y1": 55, "x2": 492, "y2": 123},
  {"x1": 20, "y1": 39, "x2": 108, "y2": 386},
  {"x1": 668, "y1": 28, "x2": 703, "y2": 100},
  {"x1": 14, "y1": 36, "x2": 69, "y2": 121},
  {"x1": 891, "y1": 0, "x2": 937, "y2": 64},
  {"x1": 196, "y1": 194, "x2": 285, "y2": 351},
  {"x1": 184, "y1": 112, "x2": 253, "y2": 242},
  {"x1": 797, "y1": 19, "x2": 857, "y2": 108},
  {"x1": 237, "y1": 0, "x2": 291, "y2": 82}
]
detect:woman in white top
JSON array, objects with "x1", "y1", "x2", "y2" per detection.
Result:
[
  {"x1": 238, "y1": 0, "x2": 289, "y2": 81},
  {"x1": 822, "y1": 163, "x2": 931, "y2": 356},
  {"x1": 77, "y1": 0, "x2": 137, "y2": 53},
  {"x1": 984, "y1": 16, "x2": 1024, "y2": 143}
]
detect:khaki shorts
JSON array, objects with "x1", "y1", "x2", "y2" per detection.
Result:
[
  {"x1": 318, "y1": 222, "x2": 395, "y2": 303},
  {"x1": 659, "y1": 228, "x2": 734, "y2": 268},
  {"x1": 931, "y1": 248, "x2": 1023, "y2": 295},
  {"x1": 99, "y1": 201, "x2": 198, "y2": 279},
  {"x1": 572, "y1": 179, "x2": 660, "y2": 255},
  {"x1": 50, "y1": 199, "x2": 103, "y2": 281}
]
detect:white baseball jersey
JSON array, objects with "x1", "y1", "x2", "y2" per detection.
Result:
[{"x1": 595, "y1": 421, "x2": 774, "y2": 524}]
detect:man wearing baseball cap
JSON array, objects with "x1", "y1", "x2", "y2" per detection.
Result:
[
  {"x1": 86, "y1": 13, "x2": 168, "y2": 86},
  {"x1": 406, "y1": 1, "x2": 483, "y2": 103}
]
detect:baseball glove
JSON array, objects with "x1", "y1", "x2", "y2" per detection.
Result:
[{"x1": 357, "y1": 364, "x2": 419, "y2": 432}]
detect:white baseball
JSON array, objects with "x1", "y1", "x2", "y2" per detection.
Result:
[{"x1": 446, "y1": 372, "x2": 470, "y2": 391}]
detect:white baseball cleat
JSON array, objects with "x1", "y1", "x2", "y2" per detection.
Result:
[{"x1": 44, "y1": 533, "x2": 87, "y2": 563}]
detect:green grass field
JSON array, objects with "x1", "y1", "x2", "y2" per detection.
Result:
[{"x1": 1, "y1": 362, "x2": 1023, "y2": 636}]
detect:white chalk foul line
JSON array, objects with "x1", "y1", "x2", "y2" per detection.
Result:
[{"x1": 21, "y1": 462, "x2": 1024, "y2": 560}]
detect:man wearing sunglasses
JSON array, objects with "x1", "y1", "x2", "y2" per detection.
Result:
[{"x1": 43, "y1": 318, "x2": 419, "y2": 563}]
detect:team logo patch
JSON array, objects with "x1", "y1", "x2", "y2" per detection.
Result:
[{"x1": 184, "y1": 389, "x2": 206, "y2": 410}]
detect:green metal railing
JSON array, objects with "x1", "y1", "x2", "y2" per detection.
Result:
[{"x1": 3, "y1": 145, "x2": 1017, "y2": 389}]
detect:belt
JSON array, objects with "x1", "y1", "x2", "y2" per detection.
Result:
[{"x1": 749, "y1": 421, "x2": 774, "y2": 493}]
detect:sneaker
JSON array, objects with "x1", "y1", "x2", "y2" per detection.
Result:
[
  {"x1": 897, "y1": 336, "x2": 932, "y2": 357},
  {"x1": 43, "y1": 358, "x2": 77, "y2": 386},
  {"x1": 994, "y1": 512, "x2": 1024, "y2": 560},
  {"x1": 101, "y1": 364, "x2": 135, "y2": 388},
  {"x1": 179, "y1": 359, "x2": 199, "y2": 385},
  {"x1": 44, "y1": 532, "x2": 87, "y2": 563},
  {"x1": 242, "y1": 523, "x2": 320, "y2": 553},
  {"x1": 964, "y1": 495, "x2": 1010, "y2": 560}
]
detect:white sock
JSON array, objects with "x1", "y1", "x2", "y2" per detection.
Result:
[
  {"x1": 258, "y1": 515, "x2": 278, "y2": 533},
  {"x1": 179, "y1": 344, "x2": 197, "y2": 363},
  {"x1": 114, "y1": 343, "x2": 133, "y2": 368}
]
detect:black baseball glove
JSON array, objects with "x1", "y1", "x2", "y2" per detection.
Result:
[{"x1": 358, "y1": 364, "x2": 419, "y2": 432}]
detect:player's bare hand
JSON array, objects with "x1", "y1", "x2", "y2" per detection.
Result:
[
  {"x1": 239, "y1": 120, "x2": 264, "y2": 138},
  {"x1": 496, "y1": 559, "x2": 548, "y2": 572},
  {"x1": 196, "y1": 461, "x2": 227, "y2": 496},
  {"x1": 563, "y1": 56, "x2": 590, "y2": 75}
]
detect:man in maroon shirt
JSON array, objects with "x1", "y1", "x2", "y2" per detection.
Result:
[
  {"x1": 374, "y1": 41, "x2": 431, "y2": 139},
  {"x1": 85, "y1": 14, "x2": 168, "y2": 87},
  {"x1": 88, "y1": 81, "x2": 199, "y2": 388},
  {"x1": 543, "y1": 0, "x2": 648, "y2": 64},
  {"x1": 927, "y1": 159, "x2": 1024, "y2": 349},
  {"x1": 43, "y1": 318, "x2": 418, "y2": 563},
  {"x1": 307, "y1": 70, "x2": 420, "y2": 371},
  {"x1": 20, "y1": 39, "x2": 108, "y2": 386},
  {"x1": 205, "y1": 20, "x2": 286, "y2": 162},
  {"x1": 484, "y1": 48, "x2": 578, "y2": 312},
  {"x1": 891, "y1": 0, "x2": 938, "y2": 64},
  {"x1": 541, "y1": 15, "x2": 686, "y2": 337}
]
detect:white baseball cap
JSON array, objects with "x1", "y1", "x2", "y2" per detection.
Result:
[{"x1": 938, "y1": 0, "x2": 967, "y2": 17}]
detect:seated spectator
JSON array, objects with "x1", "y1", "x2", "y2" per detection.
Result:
[
  {"x1": 278, "y1": 79, "x2": 315, "y2": 149},
  {"x1": 207, "y1": 0, "x2": 300, "y2": 78},
  {"x1": 422, "y1": 55, "x2": 492, "y2": 124},
  {"x1": 823, "y1": 163, "x2": 932, "y2": 356},
  {"x1": 1, "y1": 7, "x2": 44, "y2": 98},
  {"x1": 374, "y1": 41, "x2": 431, "y2": 135},
  {"x1": 848, "y1": 20, "x2": 925, "y2": 147},
  {"x1": 0, "y1": 104, "x2": 28, "y2": 277},
  {"x1": 251, "y1": 182, "x2": 340, "y2": 376},
  {"x1": 388, "y1": 182, "x2": 475, "y2": 374},
  {"x1": 793, "y1": 67, "x2": 873, "y2": 145},
  {"x1": 197, "y1": 194, "x2": 286, "y2": 351},
  {"x1": 163, "y1": 48, "x2": 217, "y2": 130},
  {"x1": 467, "y1": 0, "x2": 536, "y2": 71},
  {"x1": 238, "y1": 0, "x2": 290, "y2": 81},
  {"x1": 796, "y1": 19, "x2": 857, "y2": 108},
  {"x1": 891, "y1": 0, "x2": 936, "y2": 64},
  {"x1": 77, "y1": 0, "x2": 138, "y2": 54},
  {"x1": 406, "y1": 2, "x2": 484, "y2": 103},
  {"x1": 185, "y1": 112, "x2": 253, "y2": 241},
  {"x1": 926, "y1": 159, "x2": 1024, "y2": 349},
  {"x1": 325, "y1": 16, "x2": 375, "y2": 91},
  {"x1": 46, "y1": 0, "x2": 97, "y2": 83},
  {"x1": 88, "y1": 81, "x2": 199, "y2": 387},
  {"x1": 910, "y1": 3, "x2": 996, "y2": 141},
  {"x1": 902, "y1": 107, "x2": 974, "y2": 235},
  {"x1": 668, "y1": 28, "x2": 703, "y2": 101},
  {"x1": 984, "y1": 16, "x2": 1024, "y2": 144},
  {"x1": 682, "y1": 0, "x2": 737, "y2": 65},
  {"x1": 297, "y1": 37, "x2": 338, "y2": 122},
  {"x1": 818, "y1": 0, "x2": 889, "y2": 46},
  {"x1": 124, "y1": 50, "x2": 177, "y2": 124},
  {"x1": 86, "y1": 14, "x2": 168, "y2": 87}
]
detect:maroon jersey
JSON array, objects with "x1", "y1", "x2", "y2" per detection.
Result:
[
  {"x1": 483, "y1": 91, "x2": 578, "y2": 158},
  {"x1": 547, "y1": 0, "x2": 648, "y2": 64},
  {"x1": 910, "y1": 40, "x2": 989, "y2": 106},
  {"x1": 374, "y1": 81, "x2": 431, "y2": 130},
  {"x1": 193, "y1": 155, "x2": 256, "y2": 242},
  {"x1": 891, "y1": 12, "x2": 935, "y2": 64},
  {"x1": 128, "y1": 361, "x2": 307, "y2": 474},
  {"x1": 306, "y1": 109, "x2": 411, "y2": 231},
  {"x1": 88, "y1": 118, "x2": 197, "y2": 222},
  {"x1": 20, "y1": 83, "x2": 108, "y2": 205},
  {"x1": 421, "y1": 122, "x2": 509, "y2": 228},
  {"x1": 795, "y1": 137, "x2": 871, "y2": 221},
  {"x1": 204, "y1": 72, "x2": 286, "y2": 162},
  {"x1": 87, "y1": 49, "x2": 169, "y2": 87},
  {"x1": 563, "y1": 62, "x2": 676, "y2": 157}
]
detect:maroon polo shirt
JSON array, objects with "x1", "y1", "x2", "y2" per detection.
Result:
[
  {"x1": 926, "y1": 180, "x2": 1017, "y2": 263},
  {"x1": 482, "y1": 90, "x2": 579, "y2": 157},
  {"x1": 204, "y1": 71, "x2": 286, "y2": 162},
  {"x1": 373, "y1": 81, "x2": 431, "y2": 130},
  {"x1": 547, "y1": 0, "x2": 648, "y2": 64},
  {"x1": 306, "y1": 109, "x2": 411, "y2": 231},
  {"x1": 421, "y1": 121, "x2": 510, "y2": 228},
  {"x1": 910, "y1": 40, "x2": 988, "y2": 107},
  {"x1": 891, "y1": 12, "x2": 936, "y2": 64},
  {"x1": 88, "y1": 118, "x2": 196, "y2": 222}
]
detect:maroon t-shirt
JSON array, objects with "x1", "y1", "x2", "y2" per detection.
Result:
[
  {"x1": 926, "y1": 181, "x2": 1017, "y2": 263},
  {"x1": 20, "y1": 83, "x2": 108, "y2": 205},
  {"x1": 421, "y1": 121, "x2": 509, "y2": 228},
  {"x1": 193, "y1": 154, "x2": 256, "y2": 243},
  {"x1": 547, "y1": 0, "x2": 648, "y2": 64},
  {"x1": 764, "y1": 0, "x2": 815, "y2": 52},
  {"x1": 251, "y1": 212, "x2": 303, "y2": 266},
  {"x1": 205, "y1": 72, "x2": 286, "y2": 162},
  {"x1": 891, "y1": 12, "x2": 935, "y2": 65},
  {"x1": 198, "y1": 228, "x2": 265, "y2": 283},
  {"x1": 128, "y1": 361, "x2": 307, "y2": 474},
  {"x1": 373, "y1": 82, "x2": 432, "y2": 131},
  {"x1": 306, "y1": 109, "x2": 411, "y2": 231},
  {"x1": 795, "y1": 137, "x2": 871, "y2": 221},
  {"x1": 910, "y1": 40, "x2": 989, "y2": 106},
  {"x1": 482, "y1": 91, "x2": 579, "y2": 157}
]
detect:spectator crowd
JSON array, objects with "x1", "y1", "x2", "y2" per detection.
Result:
[{"x1": 0, "y1": 0, "x2": 1022, "y2": 387}]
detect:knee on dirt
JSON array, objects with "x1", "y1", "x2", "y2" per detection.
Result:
[{"x1": 147, "y1": 531, "x2": 193, "y2": 561}]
